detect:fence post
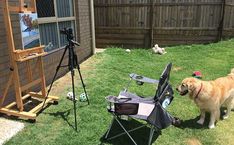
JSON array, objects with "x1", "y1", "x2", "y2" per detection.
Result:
[
  {"x1": 149, "y1": 0, "x2": 155, "y2": 47},
  {"x1": 90, "y1": 0, "x2": 96, "y2": 54},
  {"x1": 217, "y1": 0, "x2": 226, "y2": 41}
]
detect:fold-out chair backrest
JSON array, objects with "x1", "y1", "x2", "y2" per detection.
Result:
[
  {"x1": 154, "y1": 63, "x2": 172, "y2": 101},
  {"x1": 147, "y1": 63, "x2": 174, "y2": 129}
]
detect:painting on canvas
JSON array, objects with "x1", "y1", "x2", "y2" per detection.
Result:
[{"x1": 19, "y1": 13, "x2": 40, "y2": 49}]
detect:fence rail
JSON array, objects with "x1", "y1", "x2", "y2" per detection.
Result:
[{"x1": 94, "y1": 0, "x2": 234, "y2": 48}]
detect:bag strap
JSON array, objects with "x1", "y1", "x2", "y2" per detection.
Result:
[{"x1": 114, "y1": 97, "x2": 132, "y2": 103}]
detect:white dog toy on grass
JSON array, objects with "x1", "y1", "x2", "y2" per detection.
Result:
[
  {"x1": 67, "y1": 92, "x2": 78, "y2": 101},
  {"x1": 152, "y1": 44, "x2": 167, "y2": 55},
  {"x1": 67, "y1": 92, "x2": 88, "y2": 102},
  {"x1": 126, "y1": 49, "x2": 131, "y2": 53}
]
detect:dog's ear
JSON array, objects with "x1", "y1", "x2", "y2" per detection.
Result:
[
  {"x1": 180, "y1": 83, "x2": 189, "y2": 91},
  {"x1": 187, "y1": 82, "x2": 195, "y2": 91},
  {"x1": 183, "y1": 78, "x2": 197, "y2": 92}
]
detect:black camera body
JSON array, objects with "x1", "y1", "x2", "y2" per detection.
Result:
[
  {"x1": 60, "y1": 28, "x2": 80, "y2": 46},
  {"x1": 60, "y1": 28, "x2": 74, "y2": 41}
]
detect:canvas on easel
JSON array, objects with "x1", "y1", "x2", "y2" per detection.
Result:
[{"x1": 19, "y1": 13, "x2": 40, "y2": 49}]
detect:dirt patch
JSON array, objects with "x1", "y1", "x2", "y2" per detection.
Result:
[
  {"x1": 81, "y1": 53, "x2": 102, "y2": 68},
  {"x1": 48, "y1": 73, "x2": 72, "y2": 96},
  {"x1": 173, "y1": 66, "x2": 183, "y2": 72},
  {"x1": 95, "y1": 48, "x2": 106, "y2": 53},
  {"x1": 49, "y1": 54, "x2": 102, "y2": 95},
  {"x1": 185, "y1": 138, "x2": 202, "y2": 145}
]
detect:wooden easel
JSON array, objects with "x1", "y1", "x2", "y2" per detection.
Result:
[{"x1": 0, "y1": 0, "x2": 59, "y2": 121}]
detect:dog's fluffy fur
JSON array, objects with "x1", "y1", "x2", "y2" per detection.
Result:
[
  {"x1": 176, "y1": 69, "x2": 234, "y2": 128},
  {"x1": 152, "y1": 44, "x2": 166, "y2": 55}
]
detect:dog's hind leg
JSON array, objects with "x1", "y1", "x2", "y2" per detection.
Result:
[
  {"x1": 197, "y1": 109, "x2": 205, "y2": 125},
  {"x1": 223, "y1": 95, "x2": 234, "y2": 119},
  {"x1": 209, "y1": 108, "x2": 220, "y2": 129}
]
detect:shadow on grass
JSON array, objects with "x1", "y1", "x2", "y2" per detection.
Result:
[
  {"x1": 176, "y1": 109, "x2": 229, "y2": 130},
  {"x1": 40, "y1": 100, "x2": 90, "y2": 131},
  {"x1": 178, "y1": 108, "x2": 230, "y2": 129},
  {"x1": 100, "y1": 119, "x2": 161, "y2": 145},
  {"x1": 43, "y1": 109, "x2": 78, "y2": 131},
  {"x1": 178, "y1": 116, "x2": 205, "y2": 129}
]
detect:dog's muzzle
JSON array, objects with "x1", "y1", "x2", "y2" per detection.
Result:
[{"x1": 176, "y1": 86, "x2": 188, "y2": 96}]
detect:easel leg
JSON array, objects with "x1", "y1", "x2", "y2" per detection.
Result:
[
  {"x1": 3, "y1": 0, "x2": 23, "y2": 111},
  {"x1": 13, "y1": 64, "x2": 24, "y2": 111},
  {"x1": 38, "y1": 57, "x2": 46, "y2": 97}
]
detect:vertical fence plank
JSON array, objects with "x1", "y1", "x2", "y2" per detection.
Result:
[{"x1": 94, "y1": 0, "x2": 234, "y2": 48}]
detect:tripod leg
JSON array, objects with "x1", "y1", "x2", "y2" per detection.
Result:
[
  {"x1": 68, "y1": 46, "x2": 78, "y2": 131},
  {"x1": 71, "y1": 69, "x2": 78, "y2": 131},
  {"x1": 75, "y1": 56, "x2": 90, "y2": 105},
  {"x1": 41, "y1": 47, "x2": 68, "y2": 110}
]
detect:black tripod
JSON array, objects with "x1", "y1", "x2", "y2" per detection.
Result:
[{"x1": 41, "y1": 28, "x2": 89, "y2": 131}]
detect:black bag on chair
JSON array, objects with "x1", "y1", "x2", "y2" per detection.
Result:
[{"x1": 114, "y1": 103, "x2": 139, "y2": 115}]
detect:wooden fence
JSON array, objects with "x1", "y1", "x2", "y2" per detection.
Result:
[{"x1": 94, "y1": 0, "x2": 234, "y2": 48}]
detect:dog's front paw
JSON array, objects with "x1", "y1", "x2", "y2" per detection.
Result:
[
  {"x1": 197, "y1": 119, "x2": 204, "y2": 125},
  {"x1": 208, "y1": 124, "x2": 215, "y2": 129}
]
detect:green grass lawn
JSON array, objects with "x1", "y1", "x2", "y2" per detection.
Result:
[{"x1": 5, "y1": 39, "x2": 234, "y2": 145}]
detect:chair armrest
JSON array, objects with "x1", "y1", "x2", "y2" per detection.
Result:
[{"x1": 129, "y1": 73, "x2": 159, "y2": 84}]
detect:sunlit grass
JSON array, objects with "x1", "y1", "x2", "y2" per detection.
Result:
[{"x1": 5, "y1": 39, "x2": 234, "y2": 145}]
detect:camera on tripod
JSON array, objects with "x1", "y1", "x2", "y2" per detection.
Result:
[
  {"x1": 42, "y1": 27, "x2": 89, "y2": 131},
  {"x1": 60, "y1": 28, "x2": 73, "y2": 40},
  {"x1": 60, "y1": 28, "x2": 80, "y2": 46}
]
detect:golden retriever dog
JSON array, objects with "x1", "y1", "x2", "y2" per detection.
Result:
[{"x1": 176, "y1": 69, "x2": 234, "y2": 129}]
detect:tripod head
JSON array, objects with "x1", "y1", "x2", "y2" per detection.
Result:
[{"x1": 60, "y1": 28, "x2": 80, "y2": 46}]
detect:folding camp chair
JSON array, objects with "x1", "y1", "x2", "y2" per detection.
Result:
[{"x1": 105, "y1": 63, "x2": 178, "y2": 145}]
